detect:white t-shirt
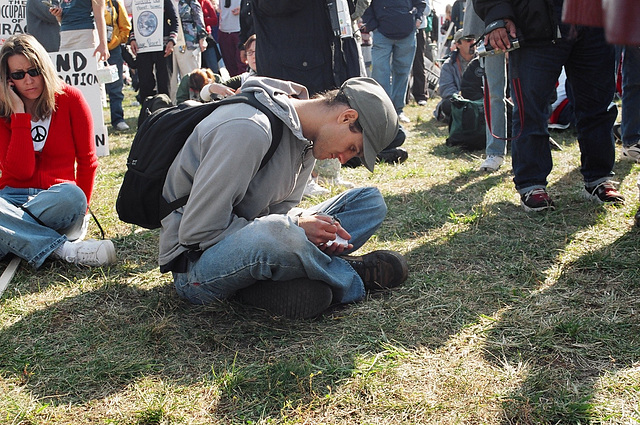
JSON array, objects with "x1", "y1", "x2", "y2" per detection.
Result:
[
  {"x1": 218, "y1": 0, "x2": 241, "y2": 33},
  {"x1": 31, "y1": 115, "x2": 52, "y2": 152}
]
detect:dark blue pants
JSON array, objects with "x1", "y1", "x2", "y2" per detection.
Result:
[
  {"x1": 106, "y1": 45, "x2": 125, "y2": 126},
  {"x1": 510, "y1": 25, "x2": 616, "y2": 193}
]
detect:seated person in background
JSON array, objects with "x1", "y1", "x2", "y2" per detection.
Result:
[
  {"x1": 200, "y1": 34, "x2": 257, "y2": 101},
  {"x1": 0, "y1": 34, "x2": 116, "y2": 268},
  {"x1": 434, "y1": 29, "x2": 477, "y2": 124},
  {"x1": 176, "y1": 67, "x2": 219, "y2": 104}
]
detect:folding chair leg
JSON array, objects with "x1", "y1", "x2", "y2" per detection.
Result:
[{"x1": 0, "y1": 256, "x2": 21, "y2": 299}]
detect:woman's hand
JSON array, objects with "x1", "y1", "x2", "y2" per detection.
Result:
[
  {"x1": 298, "y1": 214, "x2": 353, "y2": 255},
  {"x1": 7, "y1": 83, "x2": 25, "y2": 114},
  {"x1": 94, "y1": 41, "x2": 110, "y2": 61},
  {"x1": 208, "y1": 83, "x2": 235, "y2": 97}
]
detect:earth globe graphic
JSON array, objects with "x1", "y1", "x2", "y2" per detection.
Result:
[{"x1": 137, "y1": 11, "x2": 158, "y2": 37}]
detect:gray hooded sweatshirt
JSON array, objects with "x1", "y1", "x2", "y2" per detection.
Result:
[{"x1": 159, "y1": 77, "x2": 316, "y2": 272}]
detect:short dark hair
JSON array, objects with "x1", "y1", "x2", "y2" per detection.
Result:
[
  {"x1": 244, "y1": 34, "x2": 256, "y2": 51},
  {"x1": 312, "y1": 89, "x2": 363, "y2": 134}
]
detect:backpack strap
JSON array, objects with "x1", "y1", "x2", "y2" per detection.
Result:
[{"x1": 160, "y1": 92, "x2": 285, "y2": 218}]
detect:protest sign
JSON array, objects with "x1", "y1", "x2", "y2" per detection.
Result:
[
  {"x1": 50, "y1": 49, "x2": 109, "y2": 156},
  {"x1": 132, "y1": 0, "x2": 163, "y2": 53},
  {"x1": 0, "y1": 0, "x2": 26, "y2": 46}
]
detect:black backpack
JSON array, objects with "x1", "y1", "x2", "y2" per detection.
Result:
[{"x1": 116, "y1": 92, "x2": 284, "y2": 229}]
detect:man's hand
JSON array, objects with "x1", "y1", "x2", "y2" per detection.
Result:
[
  {"x1": 130, "y1": 40, "x2": 138, "y2": 56},
  {"x1": 298, "y1": 214, "x2": 353, "y2": 255},
  {"x1": 164, "y1": 40, "x2": 175, "y2": 57},
  {"x1": 50, "y1": 5, "x2": 62, "y2": 22},
  {"x1": 485, "y1": 18, "x2": 517, "y2": 51}
]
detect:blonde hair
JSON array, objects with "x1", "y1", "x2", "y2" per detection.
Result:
[{"x1": 0, "y1": 34, "x2": 63, "y2": 120}]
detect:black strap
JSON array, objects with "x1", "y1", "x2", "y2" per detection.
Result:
[
  {"x1": 325, "y1": 0, "x2": 341, "y2": 38},
  {"x1": 88, "y1": 207, "x2": 106, "y2": 240},
  {"x1": 159, "y1": 92, "x2": 284, "y2": 220},
  {"x1": 21, "y1": 205, "x2": 105, "y2": 240}
]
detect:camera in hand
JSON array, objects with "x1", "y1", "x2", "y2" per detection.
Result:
[{"x1": 477, "y1": 37, "x2": 520, "y2": 57}]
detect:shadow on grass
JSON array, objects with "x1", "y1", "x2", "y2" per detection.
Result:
[
  {"x1": 489, "y1": 227, "x2": 640, "y2": 423},
  {"x1": 1, "y1": 148, "x2": 637, "y2": 423},
  {"x1": 0, "y1": 279, "x2": 366, "y2": 420},
  {"x1": 381, "y1": 163, "x2": 639, "y2": 422},
  {"x1": 0, "y1": 231, "x2": 160, "y2": 302}
]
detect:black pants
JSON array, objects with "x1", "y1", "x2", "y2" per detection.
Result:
[
  {"x1": 136, "y1": 50, "x2": 174, "y2": 102},
  {"x1": 411, "y1": 29, "x2": 428, "y2": 102}
]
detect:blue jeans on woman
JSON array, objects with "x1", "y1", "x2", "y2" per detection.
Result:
[
  {"x1": 106, "y1": 45, "x2": 125, "y2": 126},
  {"x1": 510, "y1": 24, "x2": 616, "y2": 194},
  {"x1": 371, "y1": 31, "x2": 417, "y2": 114},
  {"x1": 173, "y1": 187, "x2": 387, "y2": 306},
  {"x1": 0, "y1": 183, "x2": 86, "y2": 268}
]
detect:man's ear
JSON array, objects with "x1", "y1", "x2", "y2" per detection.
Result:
[{"x1": 339, "y1": 108, "x2": 359, "y2": 124}]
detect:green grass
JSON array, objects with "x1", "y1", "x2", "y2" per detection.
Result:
[{"x1": 0, "y1": 87, "x2": 639, "y2": 424}]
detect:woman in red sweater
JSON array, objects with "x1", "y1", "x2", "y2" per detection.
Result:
[{"x1": 0, "y1": 34, "x2": 116, "y2": 268}]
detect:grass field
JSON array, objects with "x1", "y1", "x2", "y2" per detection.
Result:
[{"x1": 0, "y1": 86, "x2": 639, "y2": 424}]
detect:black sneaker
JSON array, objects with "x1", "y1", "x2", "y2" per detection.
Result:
[
  {"x1": 521, "y1": 188, "x2": 555, "y2": 212},
  {"x1": 236, "y1": 278, "x2": 333, "y2": 319},
  {"x1": 377, "y1": 147, "x2": 409, "y2": 164},
  {"x1": 341, "y1": 250, "x2": 408, "y2": 291},
  {"x1": 635, "y1": 208, "x2": 640, "y2": 227},
  {"x1": 584, "y1": 181, "x2": 625, "y2": 205}
]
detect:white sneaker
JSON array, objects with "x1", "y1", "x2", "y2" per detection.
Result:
[
  {"x1": 417, "y1": 100, "x2": 428, "y2": 106},
  {"x1": 303, "y1": 179, "x2": 329, "y2": 198},
  {"x1": 479, "y1": 155, "x2": 504, "y2": 172},
  {"x1": 114, "y1": 121, "x2": 130, "y2": 131},
  {"x1": 398, "y1": 113, "x2": 411, "y2": 123},
  {"x1": 622, "y1": 142, "x2": 640, "y2": 163},
  {"x1": 55, "y1": 239, "x2": 117, "y2": 266}
]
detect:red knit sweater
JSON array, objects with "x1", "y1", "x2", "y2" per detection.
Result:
[{"x1": 0, "y1": 85, "x2": 98, "y2": 205}]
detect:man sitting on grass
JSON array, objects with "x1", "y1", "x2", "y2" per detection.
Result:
[{"x1": 159, "y1": 76, "x2": 409, "y2": 319}]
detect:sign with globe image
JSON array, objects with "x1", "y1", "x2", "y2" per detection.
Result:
[
  {"x1": 132, "y1": 0, "x2": 164, "y2": 53},
  {"x1": 137, "y1": 11, "x2": 158, "y2": 37}
]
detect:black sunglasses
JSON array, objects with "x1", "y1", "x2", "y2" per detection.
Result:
[{"x1": 9, "y1": 67, "x2": 42, "y2": 80}]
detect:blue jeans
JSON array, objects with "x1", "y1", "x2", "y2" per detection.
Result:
[
  {"x1": 482, "y1": 53, "x2": 507, "y2": 156},
  {"x1": 619, "y1": 46, "x2": 640, "y2": 147},
  {"x1": 371, "y1": 31, "x2": 417, "y2": 114},
  {"x1": 0, "y1": 183, "x2": 86, "y2": 268},
  {"x1": 510, "y1": 24, "x2": 616, "y2": 193},
  {"x1": 173, "y1": 187, "x2": 387, "y2": 305},
  {"x1": 106, "y1": 45, "x2": 125, "y2": 126}
]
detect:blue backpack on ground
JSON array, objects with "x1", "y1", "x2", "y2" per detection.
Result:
[{"x1": 116, "y1": 92, "x2": 284, "y2": 229}]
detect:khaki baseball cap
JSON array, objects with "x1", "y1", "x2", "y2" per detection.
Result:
[{"x1": 340, "y1": 77, "x2": 399, "y2": 172}]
